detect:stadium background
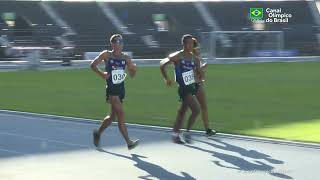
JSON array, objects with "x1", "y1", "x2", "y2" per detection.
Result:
[{"x1": 0, "y1": 0, "x2": 320, "y2": 143}]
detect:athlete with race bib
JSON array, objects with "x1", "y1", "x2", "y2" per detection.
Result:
[
  {"x1": 192, "y1": 38, "x2": 217, "y2": 136},
  {"x1": 90, "y1": 34, "x2": 139, "y2": 150},
  {"x1": 160, "y1": 34, "x2": 202, "y2": 144}
]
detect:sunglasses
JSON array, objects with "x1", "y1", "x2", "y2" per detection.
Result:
[{"x1": 112, "y1": 39, "x2": 124, "y2": 45}]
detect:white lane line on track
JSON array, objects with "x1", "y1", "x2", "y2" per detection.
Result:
[
  {"x1": 0, "y1": 132, "x2": 90, "y2": 148},
  {"x1": 1, "y1": 109, "x2": 320, "y2": 149},
  {"x1": 0, "y1": 147, "x2": 25, "y2": 155}
]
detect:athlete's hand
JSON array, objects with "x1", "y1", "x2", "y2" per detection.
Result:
[
  {"x1": 165, "y1": 79, "x2": 174, "y2": 87},
  {"x1": 199, "y1": 63, "x2": 207, "y2": 82},
  {"x1": 199, "y1": 74, "x2": 205, "y2": 82},
  {"x1": 101, "y1": 72, "x2": 110, "y2": 80},
  {"x1": 128, "y1": 63, "x2": 137, "y2": 78}
]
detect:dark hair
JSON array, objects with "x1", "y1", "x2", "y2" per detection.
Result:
[
  {"x1": 110, "y1": 34, "x2": 123, "y2": 44},
  {"x1": 181, "y1": 34, "x2": 193, "y2": 45}
]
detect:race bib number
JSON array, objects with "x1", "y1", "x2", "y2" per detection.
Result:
[
  {"x1": 112, "y1": 69, "x2": 127, "y2": 84},
  {"x1": 182, "y1": 70, "x2": 195, "y2": 85}
]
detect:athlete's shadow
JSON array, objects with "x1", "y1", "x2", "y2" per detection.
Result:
[
  {"x1": 97, "y1": 148, "x2": 196, "y2": 180},
  {"x1": 185, "y1": 139, "x2": 292, "y2": 179},
  {"x1": 205, "y1": 138, "x2": 284, "y2": 164}
]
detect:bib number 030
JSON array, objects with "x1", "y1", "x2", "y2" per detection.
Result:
[
  {"x1": 112, "y1": 69, "x2": 127, "y2": 84},
  {"x1": 182, "y1": 70, "x2": 195, "y2": 85}
]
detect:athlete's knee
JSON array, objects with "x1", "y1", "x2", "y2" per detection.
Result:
[
  {"x1": 193, "y1": 108, "x2": 200, "y2": 116},
  {"x1": 178, "y1": 106, "x2": 188, "y2": 115},
  {"x1": 200, "y1": 103, "x2": 207, "y2": 111},
  {"x1": 191, "y1": 105, "x2": 200, "y2": 116}
]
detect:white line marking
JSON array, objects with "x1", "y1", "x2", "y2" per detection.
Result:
[
  {"x1": 1, "y1": 109, "x2": 320, "y2": 148},
  {"x1": 0, "y1": 147, "x2": 25, "y2": 155},
  {"x1": 0, "y1": 132, "x2": 90, "y2": 148}
]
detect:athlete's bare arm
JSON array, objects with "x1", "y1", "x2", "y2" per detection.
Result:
[
  {"x1": 193, "y1": 48, "x2": 206, "y2": 81},
  {"x1": 160, "y1": 51, "x2": 180, "y2": 86},
  {"x1": 125, "y1": 54, "x2": 137, "y2": 78},
  {"x1": 194, "y1": 55, "x2": 203, "y2": 79},
  {"x1": 90, "y1": 50, "x2": 109, "y2": 80}
]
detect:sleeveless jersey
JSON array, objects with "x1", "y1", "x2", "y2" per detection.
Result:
[
  {"x1": 105, "y1": 51, "x2": 127, "y2": 87},
  {"x1": 175, "y1": 52, "x2": 196, "y2": 87}
]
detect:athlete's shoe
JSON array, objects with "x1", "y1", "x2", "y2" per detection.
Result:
[
  {"x1": 93, "y1": 129, "x2": 101, "y2": 148},
  {"x1": 184, "y1": 132, "x2": 193, "y2": 144},
  {"x1": 205, "y1": 129, "x2": 217, "y2": 136},
  {"x1": 128, "y1": 139, "x2": 140, "y2": 150},
  {"x1": 172, "y1": 133, "x2": 185, "y2": 144}
]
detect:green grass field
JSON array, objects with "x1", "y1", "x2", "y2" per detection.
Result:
[{"x1": 1, "y1": 61, "x2": 320, "y2": 143}]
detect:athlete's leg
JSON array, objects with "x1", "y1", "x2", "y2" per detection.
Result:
[
  {"x1": 182, "y1": 94, "x2": 200, "y2": 143},
  {"x1": 195, "y1": 84, "x2": 209, "y2": 130},
  {"x1": 185, "y1": 95, "x2": 200, "y2": 131},
  {"x1": 109, "y1": 96, "x2": 139, "y2": 149},
  {"x1": 196, "y1": 84, "x2": 216, "y2": 135},
  {"x1": 97, "y1": 107, "x2": 116, "y2": 135},
  {"x1": 93, "y1": 102, "x2": 116, "y2": 147},
  {"x1": 172, "y1": 101, "x2": 188, "y2": 144},
  {"x1": 109, "y1": 95, "x2": 131, "y2": 144},
  {"x1": 173, "y1": 101, "x2": 188, "y2": 133}
]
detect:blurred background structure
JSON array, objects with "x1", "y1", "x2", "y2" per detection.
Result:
[{"x1": 0, "y1": 0, "x2": 319, "y2": 68}]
